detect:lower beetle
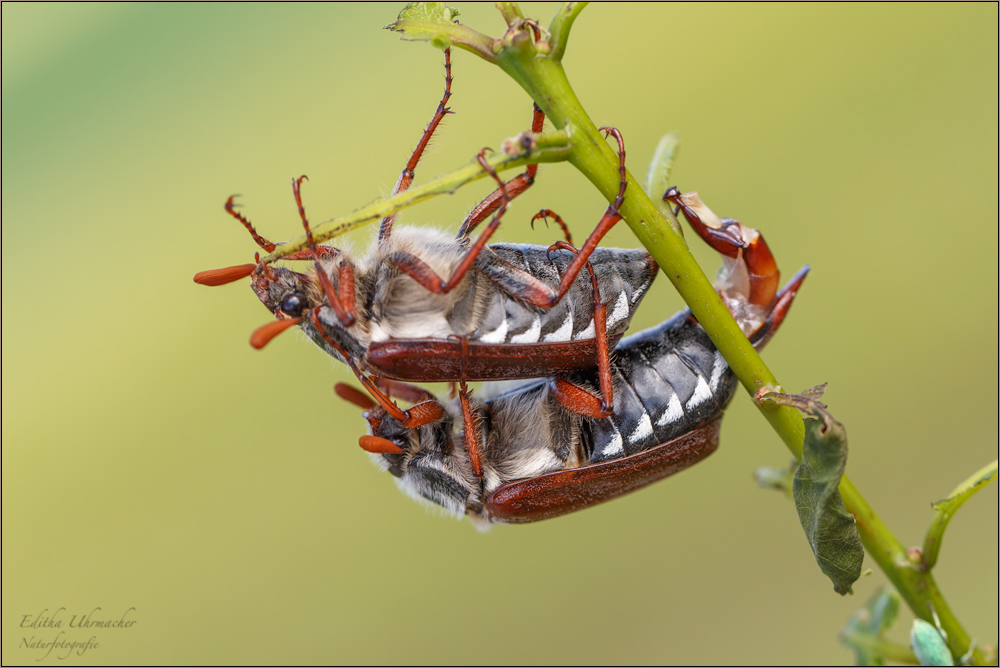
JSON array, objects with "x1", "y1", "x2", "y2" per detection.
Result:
[{"x1": 343, "y1": 193, "x2": 810, "y2": 524}]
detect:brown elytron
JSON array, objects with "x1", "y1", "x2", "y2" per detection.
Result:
[{"x1": 485, "y1": 419, "x2": 721, "y2": 523}]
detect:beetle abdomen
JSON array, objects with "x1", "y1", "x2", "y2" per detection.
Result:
[
  {"x1": 575, "y1": 312, "x2": 739, "y2": 463},
  {"x1": 474, "y1": 244, "x2": 657, "y2": 345}
]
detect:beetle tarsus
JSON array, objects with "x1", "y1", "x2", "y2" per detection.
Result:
[
  {"x1": 531, "y1": 208, "x2": 573, "y2": 245},
  {"x1": 379, "y1": 48, "x2": 454, "y2": 242},
  {"x1": 599, "y1": 126, "x2": 627, "y2": 212},
  {"x1": 225, "y1": 195, "x2": 277, "y2": 252}
]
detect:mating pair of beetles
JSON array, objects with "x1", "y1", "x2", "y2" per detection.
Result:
[{"x1": 195, "y1": 49, "x2": 808, "y2": 526}]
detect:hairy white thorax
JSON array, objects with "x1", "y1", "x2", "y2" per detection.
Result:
[{"x1": 365, "y1": 226, "x2": 472, "y2": 343}]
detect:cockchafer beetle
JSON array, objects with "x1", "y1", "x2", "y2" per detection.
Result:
[
  {"x1": 343, "y1": 193, "x2": 809, "y2": 524},
  {"x1": 194, "y1": 49, "x2": 656, "y2": 431}
]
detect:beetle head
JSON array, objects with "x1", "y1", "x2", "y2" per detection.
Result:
[
  {"x1": 249, "y1": 261, "x2": 313, "y2": 319},
  {"x1": 363, "y1": 405, "x2": 476, "y2": 517},
  {"x1": 193, "y1": 192, "x2": 368, "y2": 357},
  {"x1": 246, "y1": 256, "x2": 369, "y2": 360}
]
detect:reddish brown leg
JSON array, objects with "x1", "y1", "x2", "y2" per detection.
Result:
[
  {"x1": 458, "y1": 103, "x2": 546, "y2": 238},
  {"x1": 309, "y1": 310, "x2": 443, "y2": 428},
  {"x1": 225, "y1": 195, "x2": 276, "y2": 252},
  {"x1": 549, "y1": 240, "x2": 613, "y2": 416},
  {"x1": 224, "y1": 195, "x2": 340, "y2": 260},
  {"x1": 292, "y1": 176, "x2": 357, "y2": 326},
  {"x1": 458, "y1": 381, "x2": 483, "y2": 479},
  {"x1": 386, "y1": 129, "x2": 629, "y2": 311},
  {"x1": 375, "y1": 378, "x2": 438, "y2": 405},
  {"x1": 530, "y1": 209, "x2": 573, "y2": 245},
  {"x1": 254, "y1": 252, "x2": 280, "y2": 284},
  {"x1": 195, "y1": 196, "x2": 337, "y2": 287},
  {"x1": 663, "y1": 187, "x2": 779, "y2": 305},
  {"x1": 510, "y1": 126, "x2": 628, "y2": 308},
  {"x1": 354, "y1": 372, "x2": 444, "y2": 429},
  {"x1": 551, "y1": 379, "x2": 612, "y2": 419},
  {"x1": 385, "y1": 150, "x2": 511, "y2": 295},
  {"x1": 512, "y1": 127, "x2": 628, "y2": 308},
  {"x1": 750, "y1": 265, "x2": 809, "y2": 349},
  {"x1": 378, "y1": 48, "x2": 454, "y2": 241}
]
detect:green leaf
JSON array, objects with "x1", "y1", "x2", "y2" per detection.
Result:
[
  {"x1": 644, "y1": 133, "x2": 683, "y2": 235},
  {"x1": 387, "y1": 2, "x2": 461, "y2": 49},
  {"x1": 840, "y1": 588, "x2": 906, "y2": 666},
  {"x1": 762, "y1": 386, "x2": 863, "y2": 595},
  {"x1": 911, "y1": 619, "x2": 955, "y2": 666},
  {"x1": 386, "y1": 3, "x2": 497, "y2": 61},
  {"x1": 794, "y1": 412, "x2": 864, "y2": 594},
  {"x1": 395, "y1": 2, "x2": 461, "y2": 27},
  {"x1": 754, "y1": 459, "x2": 797, "y2": 498}
]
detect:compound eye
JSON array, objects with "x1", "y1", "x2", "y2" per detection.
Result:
[{"x1": 279, "y1": 291, "x2": 305, "y2": 317}]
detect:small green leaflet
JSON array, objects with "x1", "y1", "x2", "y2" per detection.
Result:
[
  {"x1": 387, "y1": 2, "x2": 461, "y2": 49},
  {"x1": 643, "y1": 133, "x2": 683, "y2": 236},
  {"x1": 754, "y1": 459, "x2": 797, "y2": 498}
]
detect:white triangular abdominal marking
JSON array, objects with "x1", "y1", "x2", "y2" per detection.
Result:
[
  {"x1": 686, "y1": 376, "x2": 712, "y2": 410},
  {"x1": 628, "y1": 413, "x2": 654, "y2": 443},
  {"x1": 510, "y1": 315, "x2": 542, "y2": 344},
  {"x1": 573, "y1": 318, "x2": 596, "y2": 341},
  {"x1": 710, "y1": 350, "x2": 726, "y2": 390},
  {"x1": 604, "y1": 428, "x2": 624, "y2": 457},
  {"x1": 657, "y1": 393, "x2": 684, "y2": 427},
  {"x1": 478, "y1": 316, "x2": 508, "y2": 344},
  {"x1": 542, "y1": 310, "x2": 574, "y2": 342},
  {"x1": 606, "y1": 291, "x2": 629, "y2": 328}
]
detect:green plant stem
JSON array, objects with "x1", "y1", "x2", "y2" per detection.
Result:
[
  {"x1": 478, "y1": 7, "x2": 988, "y2": 665},
  {"x1": 923, "y1": 460, "x2": 998, "y2": 570},
  {"x1": 259, "y1": 131, "x2": 569, "y2": 263}
]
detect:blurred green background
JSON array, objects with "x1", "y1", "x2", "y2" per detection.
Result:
[{"x1": 3, "y1": 3, "x2": 996, "y2": 665}]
